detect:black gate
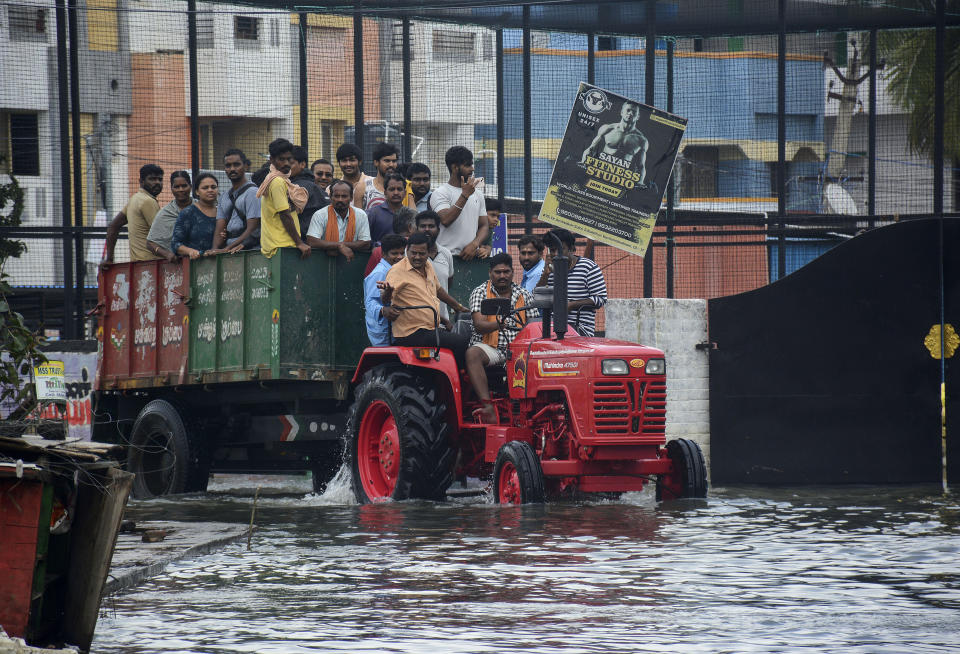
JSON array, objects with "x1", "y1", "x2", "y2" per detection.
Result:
[{"x1": 709, "y1": 218, "x2": 960, "y2": 485}]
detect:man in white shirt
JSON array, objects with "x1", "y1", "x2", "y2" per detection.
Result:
[
  {"x1": 305, "y1": 180, "x2": 372, "y2": 261},
  {"x1": 429, "y1": 145, "x2": 490, "y2": 260}
]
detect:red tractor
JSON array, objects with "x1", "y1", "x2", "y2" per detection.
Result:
[{"x1": 345, "y1": 251, "x2": 707, "y2": 504}]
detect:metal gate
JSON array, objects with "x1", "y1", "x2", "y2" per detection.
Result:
[{"x1": 708, "y1": 218, "x2": 960, "y2": 485}]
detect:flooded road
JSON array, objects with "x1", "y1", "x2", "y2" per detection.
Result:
[{"x1": 93, "y1": 473, "x2": 960, "y2": 653}]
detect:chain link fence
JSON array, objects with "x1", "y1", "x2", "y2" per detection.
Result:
[{"x1": 0, "y1": 0, "x2": 955, "y2": 336}]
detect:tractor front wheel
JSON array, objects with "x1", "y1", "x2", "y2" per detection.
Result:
[
  {"x1": 493, "y1": 441, "x2": 545, "y2": 504},
  {"x1": 346, "y1": 365, "x2": 454, "y2": 503},
  {"x1": 656, "y1": 438, "x2": 708, "y2": 501}
]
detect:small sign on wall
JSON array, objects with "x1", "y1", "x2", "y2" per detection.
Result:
[{"x1": 34, "y1": 360, "x2": 66, "y2": 402}]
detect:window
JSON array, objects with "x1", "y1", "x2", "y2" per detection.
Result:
[
  {"x1": 679, "y1": 147, "x2": 718, "y2": 198},
  {"x1": 8, "y1": 6, "x2": 47, "y2": 42},
  {"x1": 235, "y1": 16, "x2": 259, "y2": 42},
  {"x1": 1, "y1": 113, "x2": 40, "y2": 176},
  {"x1": 432, "y1": 29, "x2": 475, "y2": 63},
  {"x1": 481, "y1": 33, "x2": 494, "y2": 60},
  {"x1": 597, "y1": 36, "x2": 617, "y2": 51},
  {"x1": 390, "y1": 21, "x2": 414, "y2": 61},
  {"x1": 196, "y1": 13, "x2": 214, "y2": 49},
  {"x1": 270, "y1": 18, "x2": 281, "y2": 47}
]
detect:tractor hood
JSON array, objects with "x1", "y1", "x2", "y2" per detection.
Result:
[{"x1": 528, "y1": 336, "x2": 664, "y2": 360}]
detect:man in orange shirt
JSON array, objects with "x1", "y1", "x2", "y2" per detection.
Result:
[{"x1": 378, "y1": 232, "x2": 469, "y2": 365}]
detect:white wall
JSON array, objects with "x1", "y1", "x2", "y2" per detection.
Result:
[
  {"x1": 130, "y1": 0, "x2": 293, "y2": 119},
  {"x1": 0, "y1": 0, "x2": 51, "y2": 111},
  {"x1": 387, "y1": 22, "x2": 495, "y2": 126},
  {"x1": 605, "y1": 298, "x2": 711, "y2": 477}
]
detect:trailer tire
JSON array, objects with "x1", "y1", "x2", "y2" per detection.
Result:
[
  {"x1": 493, "y1": 440, "x2": 545, "y2": 504},
  {"x1": 347, "y1": 365, "x2": 454, "y2": 503},
  {"x1": 656, "y1": 438, "x2": 708, "y2": 501},
  {"x1": 128, "y1": 399, "x2": 208, "y2": 499}
]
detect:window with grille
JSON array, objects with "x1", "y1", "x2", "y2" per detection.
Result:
[
  {"x1": 481, "y1": 33, "x2": 494, "y2": 60},
  {"x1": 270, "y1": 18, "x2": 281, "y2": 47},
  {"x1": 8, "y1": 6, "x2": 47, "y2": 42},
  {"x1": 196, "y1": 13, "x2": 214, "y2": 49},
  {"x1": 235, "y1": 16, "x2": 259, "y2": 43},
  {"x1": 432, "y1": 29, "x2": 475, "y2": 63},
  {"x1": 0, "y1": 113, "x2": 40, "y2": 176}
]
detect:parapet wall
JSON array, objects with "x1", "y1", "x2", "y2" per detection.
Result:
[{"x1": 605, "y1": 298, "x2": 710, "y2": 477}]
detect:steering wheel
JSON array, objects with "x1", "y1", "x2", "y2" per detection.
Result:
[{"x1": 498, "y1": 309, "x2": 527, "y2": 332}]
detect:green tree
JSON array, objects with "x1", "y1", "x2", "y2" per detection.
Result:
[
  {"x1": 877, "y1": 11, "x2": 960, "y2": 203},
  {"x1": 0, "y1": 170, "x2": 46, "y2": 410}
]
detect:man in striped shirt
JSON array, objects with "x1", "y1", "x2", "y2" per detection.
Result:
[{"x1": 540, "y1": 228, "x2": 607, "y2": 337}]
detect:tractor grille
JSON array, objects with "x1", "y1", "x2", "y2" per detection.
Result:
[{"x1": 593, "y1": 379, "x2": 667, "y2": 436}]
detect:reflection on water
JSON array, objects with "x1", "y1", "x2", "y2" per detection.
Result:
[{"x1": 94, "y1": 475, "x2": 960, "y2": 653}]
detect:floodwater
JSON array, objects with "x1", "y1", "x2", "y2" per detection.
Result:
[{"x1": 93, "y1": 471, "x2": 960, "y2": 653}]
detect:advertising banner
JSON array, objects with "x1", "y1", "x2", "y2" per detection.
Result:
[{"x1": 538, "y1": 83, "x2": 687, "y2": 256}]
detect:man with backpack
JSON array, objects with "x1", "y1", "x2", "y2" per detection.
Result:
[{"x1": 214, "y1": 148, "x2": 261, "y2": 251}]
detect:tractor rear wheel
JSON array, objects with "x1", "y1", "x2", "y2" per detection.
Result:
[
  {"x1": 128, "y1": 399, "x2": 208, "y2": 499},
  {"x1": 346, "y1": 365, "x2": 454, "y2": 503},
  {"x1": 493, "y1": 441, "x2": 545, "y2": 504},
  {"x1": 656, "y1": 438, "x2": 708, "y2": 501}
]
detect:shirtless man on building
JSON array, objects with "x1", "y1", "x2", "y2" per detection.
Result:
[{"x1": 581, "y1": 101, "x2": 649, "y2": 184}]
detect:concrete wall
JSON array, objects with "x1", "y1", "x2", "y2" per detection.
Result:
[{"x1": 605, "y1": 298, "x2": 710, "y2": 476}]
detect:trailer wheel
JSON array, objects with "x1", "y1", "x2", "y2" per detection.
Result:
[
  {"x1": 656, "y1": 438, "x2": 708, "y2": 501},
  {"x1": 493, "y1": 440, "x2": 545, "y2": 504},
  {"x1": 347, "y1": 365, "x2": 454, "y2": 502},
  {"x1": 128, "y1": 399, "x2": 208, "y2": 499}
]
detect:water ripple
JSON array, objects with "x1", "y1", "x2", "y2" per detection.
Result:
[{"x1": 94, "y1": 482, "x2": 960, "y2": 653}]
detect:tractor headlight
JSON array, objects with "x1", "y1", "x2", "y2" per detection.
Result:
[
  {"x1": 601, "y1": 359, "x2": 629, "y2": 375},
  {"x1": 646, "y1": 358, "x2": 665, "y2": 375}
]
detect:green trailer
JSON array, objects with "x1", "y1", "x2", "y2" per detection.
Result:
[{"x1": 95, "y1": 249, "x2": 490, "y2": 497}]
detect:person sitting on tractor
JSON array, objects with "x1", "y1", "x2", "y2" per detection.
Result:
[
  {"x1": 364, "y1": 233, "x2": 408, "y2": 347},
  {"x1": 378, "y1": 232, "x2": 470, "y2": 364},
  {"x1": 538, "y1": 227, "x2": 607, "y2": 337},
  {"x1": 466, "y1": 252, "x2": 537, "y2": 423}
]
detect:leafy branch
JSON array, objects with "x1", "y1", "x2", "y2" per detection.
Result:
[{"x1": 0, "y1": 170, "x2": 46, "y2": 413}]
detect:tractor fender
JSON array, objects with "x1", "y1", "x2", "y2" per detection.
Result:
[{"x1": 352, "y1": 347, "x2": 466, "y2": 429}]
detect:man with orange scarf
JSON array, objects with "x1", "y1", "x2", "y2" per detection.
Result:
[
  {"x1": 305, "y1": 180, "x2": 372, "y2": 260},
  {"x1": 466, "y1": 252, "x2": 538, "y2": 423},
  {"x1": 257, "y1": 138, "x2": 311, "y2": 259}
]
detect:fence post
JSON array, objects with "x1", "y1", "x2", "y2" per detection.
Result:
[
  {"x1": 643, "y1": 0, "x2": 656, "y2": 298},
  {"x1": 666, "y1": 38, "x2": 675, "y2": 299},
  {"x1": 587, "y1": 32, "x2": 595, "y2": 85},
  {"x1": 353, "y1": 3, "x2": 365, "y2": 158},
  {"x1": 402, "y1": 17, "x2": 412, "y2": 164},
  {"x1": 868, "y1": 28, "x2": 877, "y2": 224},
  {"x1": 56, "y1": 0, "x2": 74, "y2": 339},
  {"x1": 935, "y1": 0, "x2": 948, "y2": 493},
  {"x1": 496, "y1": 28, "x2": 505, "y2": 212},
  {"x1": 68, "y1": 0, "x2": 83, "y2": 336},
  {"x1": 777, "y1": 0, "x2": 787, "y2": 281},
  {"x1": 522, "y1": 6, "x2": 532, "y2": 227},
  {"x1": 187, "y1": 0, "x2": 199, "y2": 181},
  {"x1": 299, "y1": 12, "x2": 309, "y2": 151}
]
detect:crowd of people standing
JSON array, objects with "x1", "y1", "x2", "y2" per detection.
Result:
[{"x1": 102, "y1": 137, "x2": 607, "y2": 423}]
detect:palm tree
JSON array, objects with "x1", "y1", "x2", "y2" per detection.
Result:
[{"x1": 877, "y1": 8, "x2": 960, "y2": 208}]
